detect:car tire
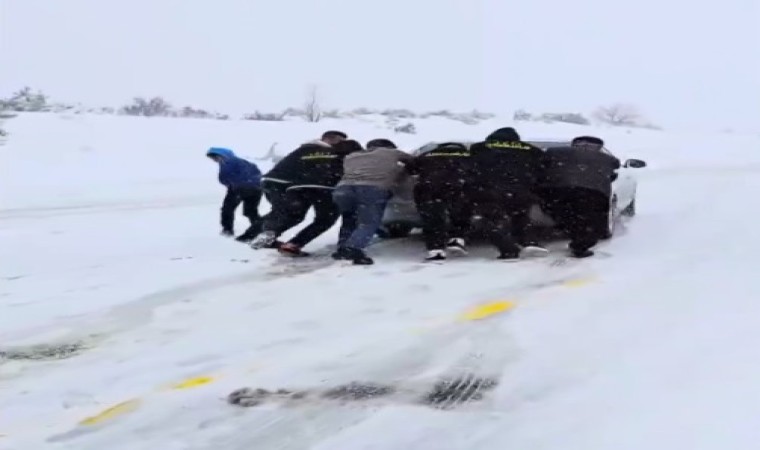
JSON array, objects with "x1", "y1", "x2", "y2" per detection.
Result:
[
  {"x1": 621, "y1": 198, "x2": 636, "y2": 217},
  {"x1": 377, "y1": 223, "x2": 414, "y2": 239},
  {"x1": 601, "y1": 196, "x2": 618, "y2": 240}
]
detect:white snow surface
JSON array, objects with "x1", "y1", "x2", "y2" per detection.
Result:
[{"x1": 2, "y1": 113, "x2": 760, "y2": 449}]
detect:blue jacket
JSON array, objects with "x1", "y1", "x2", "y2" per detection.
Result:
[{"x1": 207, "y1": 147, "x2": 262, "y2": 190}]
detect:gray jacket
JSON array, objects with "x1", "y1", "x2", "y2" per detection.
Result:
[{"x1": 338, "y1": 147, "x2": 414, "y2": 190}]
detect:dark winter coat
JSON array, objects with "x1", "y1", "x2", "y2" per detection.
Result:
[
  {"x1": 411, "y1": 142, "x2": 471, "y2": 187},
  {"x1": 468, "y1": 128, "x2": 544, "y2": 189},
  {"x1": 541, "y1": 146, "x2": 621, "y2": 197},
  {"x1": 262, "y1": 140, "x2": 348, "y2": 189},
  {"x1": 206, "y1": 147, "x2": 262, "y2": 190}
]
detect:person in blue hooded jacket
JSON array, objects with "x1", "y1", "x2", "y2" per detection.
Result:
[{"x1": 206, "y1": 147, "x2": 264, "y2": 242}]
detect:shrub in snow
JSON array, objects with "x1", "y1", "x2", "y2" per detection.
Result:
[
  {"x1": 539, "y1": 112, "x2": 590, "y2": 125},
  {"x1": 322, "y1": 109, "x2": 343, "y2": 119},
  {"x1": 120, "y1": 97, "x2": 173, "y2": 117},
  {"x1": 350, "y1": 107, "x2": 377, "y2": 116},
  {"x1": 0, "y1": 87, "x2": 51, "y2": 112},
  {"x1": 381, "y1": 109, "x2": 417, "y2": 119},
  {"x1": 394, "y1": 122, "x2": 417, "y2": 134},
  {"x1": 243, "y1": 111, "x2": 287, "y2": 121},
  {"x1": 513, "y1": 109, "x2": 533, "y2": 121},
  {"x1": 592, "y1": 103, "x2": 661, "y2": 129}
]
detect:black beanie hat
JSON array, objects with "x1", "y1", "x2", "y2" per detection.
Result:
[
  {"x1": 366, "y1": 138, "x2": 397, "y2": 149},
  {"x1": 322, "y1": 130, "x2": 348, "y2": 140}
]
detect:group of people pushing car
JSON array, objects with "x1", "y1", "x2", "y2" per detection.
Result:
[{"x1": 206, "y1": 126, "x2": 621, "y2": 265}]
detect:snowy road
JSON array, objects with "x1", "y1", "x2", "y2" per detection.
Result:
[{"x1": 3, "y1": 115, "x2": 760, "y2": 449}]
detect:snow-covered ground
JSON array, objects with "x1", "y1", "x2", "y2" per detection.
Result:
[{"x1": 2, "y1": 113, "x2": 760, "y2": 449}]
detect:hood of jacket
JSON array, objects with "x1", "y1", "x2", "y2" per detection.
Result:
[
  {"x1": 485, "y1": 127, "x2": 521, "y2": 141},
  {"x1": 207, "y1": 147, "x2": 237, "y2": 159}
]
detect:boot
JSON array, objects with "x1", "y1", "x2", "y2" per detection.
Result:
[
  {"x1": 331, "y1": 247, "x2": 351, "y2": 260},
  {"x1": 345, "y1": 248, "x2": 374, "y2": 265},
  {"x1": 424, "y1": 249, "x2": 447, "y2": 262},
  {"x1": 250, "y1": 231, "x2": 276, "y2": 249},
  {"x1": 445, "y1": 238, "x2": 467, "y2": 255},
  {"x1": 278, "y1": 242, "x2": 310, "y2": 257},
  {"x1": 570, "y1": 248, "x2": 594, "y2": 258},
  {"x1": 520, "y1": 241, "x2": 549, "y2": 257}
]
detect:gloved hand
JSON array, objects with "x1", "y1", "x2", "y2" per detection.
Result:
[{"x1": 220, "y1": 229, "x2": 234, "y2": 237}]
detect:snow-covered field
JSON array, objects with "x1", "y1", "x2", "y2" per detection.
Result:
[{"x1": 2, "y1": 113, "x2": 760, "y2": 449}]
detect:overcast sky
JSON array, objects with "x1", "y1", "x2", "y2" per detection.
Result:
[{"x1": 2, "y1": 0, "x2": 758, "y2": 131}]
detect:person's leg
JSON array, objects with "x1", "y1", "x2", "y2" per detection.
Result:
[
  {"x1": 568, "y1": 189, "x2": 609, "y2": 257},
  {"x1": 447, "y1": 188, "x2": 472, "y2": 244},
  {"x1": 332, "y1": 186, "x2": 358, "y2": 250},
  {"x1": 237, "y1": 188, "x2": 264, "y2": 241},
  {"x1": 252, "y1": 184, "x2": 308, "y2": 248},
  {"x1": 286, "y1": 189, "x2": 341, "y2": 249},
  {"x1": 220, "y1": 188, "x2": 242, "y2": 235},
  {"x1": 414, "y1": 183, "x2": 448, "y2": 252},
  {"x1": 344, "y1": 186, "x2": 392, "y2": 250}
]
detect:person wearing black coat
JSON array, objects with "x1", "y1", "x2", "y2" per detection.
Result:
[
  {"x1": 467, "y1": 127, "x2": 547, "y2": 260},
  {"x1": 540, "y1": 136, "x2": 621, "y2": 258},
  {"x1": 411, "y1": 142, "x2": 473, "y2": 262},
  {"x1": 251, "y1": 131, "x2": 359, "y2": 256}
]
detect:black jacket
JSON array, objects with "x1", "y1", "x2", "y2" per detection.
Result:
[
  {"x1": 411, "y1": 142, "x2": 471, "y2": 186},
  {"x1": 469, "y1": 128, "x2": 544, "y2": 189},
  {"x1": 263, "y1": 141, "x2": 347, "y2": 188},
  {"x1": 541, "y1": 146, "x2": 621, "y2": 197}
]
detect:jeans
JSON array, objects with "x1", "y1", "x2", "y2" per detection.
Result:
[{"x1": 332, "y1": 185, "x2": 392, "y2": 250}]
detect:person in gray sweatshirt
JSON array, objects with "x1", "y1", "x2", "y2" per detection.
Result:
[{"x1": 332, "y1": 138, "x2": 414, "y2": 265}]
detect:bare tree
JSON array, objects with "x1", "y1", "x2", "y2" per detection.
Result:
[
  {"x1": 593, "y1": 103, "x2": 642, "y2": 126},
  {"x1": 303, "y1": 85, "x2": 322, "y2": 123}
]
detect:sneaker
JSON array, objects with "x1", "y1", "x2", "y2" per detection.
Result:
[
  {"x1": 250, "y1": 231, "x2": 276, "y2": 249},
  {"x1": 520, "y1": 243, "x2": 549, "y2": 258},
  {"x1": 446, "y1": 238, "x2": 468, "y2": 255},
  {"x1": 277, "y1": 242, "x2": 310, "y2": 257},
  {"x1": 424, "y1": 249, "x2": 447, "y2": 262},
  {"x1": 345, "y1": 248, "x2": 374, "y2": 265}
]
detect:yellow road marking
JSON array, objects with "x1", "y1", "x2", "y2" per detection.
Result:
[
  {"x1": 79, "y1": 399, "x2": 142, "y2": 426},
  {"x1": 171, "y1": 376, "x2": 215, "y2": 390},
  {"x1": 461, "y1": 301, "x2": 516, "y2": 321}
]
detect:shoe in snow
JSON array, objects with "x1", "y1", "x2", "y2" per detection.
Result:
[
  {"x1": 425, "y1": 249, "x2": 447, "y2": 262},
  {"x1": 235, "y1": 234, "x2": 256, "y2": 243},
  {"x1": 446, "y1": 238, "x2": 468, "y2": 255},
  {"x1": 346, "y1": 248, "x2": 374, "y2": 265},
  {"x1": 278, "y1": 242, "x2": 310, "y2": 257},
  {"x1": 570, "y1": 248, "x2": 594, "y2": 258},
  {"x1": 331, "y1": 247, "x2": 351, "y2": 260},
  {"x1": 251, "y1": 231, "x2": 276, "y2": 249},
  {"x1": 520, "y1": 243, "x2": 549, "y2": 258}
]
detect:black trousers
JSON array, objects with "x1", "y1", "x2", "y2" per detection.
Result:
[
  {"x1": 221, "y1": 187, "x2": 263, "y2": 238},
  {"x1": 541, "y1": 187, "x2": 609, "y2": 251},
  {"x1": 414, "y1": 182, "x2": 472, "y2": 250},
  {"x1": 262, "y1": 184, "x2": 339, "y2": 248},
  {"x1": 468, "y1": 185, "x2": 538, "y2": 255}
]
